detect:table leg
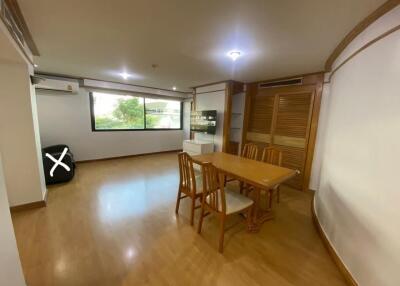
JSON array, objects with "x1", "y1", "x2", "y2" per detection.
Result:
[{"x1": 248, "y1": 187, "x2": 274, "y2": 232}]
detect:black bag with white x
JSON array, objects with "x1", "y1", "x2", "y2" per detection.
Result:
[{"x1": 42, "y1": 144, "x2": 76, "y2": 185}]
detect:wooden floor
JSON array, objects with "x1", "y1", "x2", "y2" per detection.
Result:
[{"x1": 12, "y1": 152, "x2": 347, "y2": 286}]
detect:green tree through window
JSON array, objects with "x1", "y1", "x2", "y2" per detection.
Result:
[
  {"x1": 113, "y1": 98, "x2": 145, "y2": 128},
  {"x1": 91, "y1": 92, "x2": 181, "y2": 130}
]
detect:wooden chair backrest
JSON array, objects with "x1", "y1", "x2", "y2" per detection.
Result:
[
  {"x1": 241, "y1": 143, "x2": 258, "y2": 160},
  {"x1": 201, "y1": 162, "x2": 226, "y2": 214},
  {"x1": 261, "y1": 147, "x2": 283, "y2": 166},
  {"x1": 178, "y1": 152, "x2": 197, "y2": 196}
]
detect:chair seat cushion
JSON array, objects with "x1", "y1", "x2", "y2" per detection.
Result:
[
  {"x1": 206, "y1": 188, "x2": 253, "y2": 214},
  {"x1": 182, "y1": 175, "x2": 203, "y2": 194}
]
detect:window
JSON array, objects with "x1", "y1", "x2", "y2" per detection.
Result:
[
  {"x1": 90, "y1": 92, "x2": 182, "y2": 131},
  {"x1": 145, "y1": 98, "x2": 181, "y2": 129}
]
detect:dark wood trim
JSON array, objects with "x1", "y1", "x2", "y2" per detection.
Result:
[
  {"x1": 250, "y1": 71, "x2": 325, "y2": 86},
  {"x1": 0, "y1": 13, "x2": 33, "y2": 65},
  {"x1": 4, "y1": 0, "x2": 40, "y2": 56},
  {"x1": 302, "y1": 74, "x2": 324, "y2": 192},
  {"x1": 330, "y1": 24, "x2": 400, "y2": 80},
  {"x1": 325, "y1": 0, "x2": 400, "y2": 71},
  {"x1": 10, "y1": 200, "x2": 46, "y2": 212},
  {"x1": 269, "y1": 94, "x2": 279, "y2": 145},
  {"x1": 312, "y1": 196, "x2": 358, "y2": 286},
  {"x1": 10, "y1": 189, "x2": 48, "y2": 212},
  {"x1": 241, "y1": 83, "x2": 253, "y2": 153},
  {"x1": 89, "y1": 91, "x2": 96, "y2": 130},
  {"x1": 76, "y1": 149, "x2": 182, "y2": 164},
  {"x1": 222, "y1": 82, "x2": 233, "y2": 152},
  {"x1": 36, "y1": 72, "x2": 191, "y2": 95}
]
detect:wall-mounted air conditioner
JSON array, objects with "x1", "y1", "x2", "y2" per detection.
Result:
[{"x1": 35, "y1": 78, "x2": 79, "y2": 94}]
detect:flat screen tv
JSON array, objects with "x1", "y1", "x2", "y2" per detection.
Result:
[{"x1": 190, "y1": 110, "x2": 217, "y2": 135}]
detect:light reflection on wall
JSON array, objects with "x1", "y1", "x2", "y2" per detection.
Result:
[
  {"x1": 125, "y1": 246, "x2": 137, "y2": 262},
  {"x1": 54, "y1": 255, "x2": 67, "y2": 277}
]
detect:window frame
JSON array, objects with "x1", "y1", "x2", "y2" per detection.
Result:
[{"x1": 89, "y1": 92, "x2": 183, "y2": 132}]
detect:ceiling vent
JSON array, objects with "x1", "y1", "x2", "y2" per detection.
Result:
[{"x1": 259, "y1": 77, "x2": 303, "y2": 89}]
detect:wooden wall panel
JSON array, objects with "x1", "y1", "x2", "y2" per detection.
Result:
[
  {"x1": 248, "y1": 95, "x2": 274, "y2": 134},
  {"x1": 275, "y1": 93, "x2": 312, "y2": 138},
  {"x1": 275, "y1": 145, "x2": 306, "y2": 190},
  {"x1": 228, "y1": 141, "x2": 239, "y2": 155},
  {"x1": 243, "y1": 73, "x2": 324, "y2": 191}
]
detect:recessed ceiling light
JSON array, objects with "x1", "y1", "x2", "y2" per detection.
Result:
[
  {"x1": 34, "y1": 64, "x2": 38, "y2": 68},
  {"x1": 227, "y1": 50, "x2": 241, "y2": 61},
  {"x1": 172, "y1": 86, "x2": 177, "y2": 91},
  {"x1": 119, "y1": 72, "x2": 131, "y2": 80}
]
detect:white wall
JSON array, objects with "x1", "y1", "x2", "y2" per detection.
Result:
[
  {"x1": 194, "y1": 83, "x2": 226, "y2": 151},
  {"x1": 0, "y1": 154, "x2": 26, "y2": 286},
  {"x1": 36, "y1": 87, "x2": 184, "y2": 161},
  {"x1": 312, "y1": 7, "x2": 400, "y2": 286},
  {"x1": 0, "y1": 21, "x2": 47, "y2": 207},
  {"x1": 183, "y1": 100, "x2": 192, "y2": 140}
]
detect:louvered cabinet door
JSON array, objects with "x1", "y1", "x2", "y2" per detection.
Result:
[
  {"x1": 272, "y1": 92, "x2": 313, "y2": 189},
  {"x1": 243, "y1": 75, "x2": 323, "y2": 191},
  {"x1": 246, "y1": 94, "x2": 274, "y2": 151}
]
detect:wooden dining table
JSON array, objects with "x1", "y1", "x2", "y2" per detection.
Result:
[{"x1": 191, "y1": 152, "x2": 298, "y2": 231}]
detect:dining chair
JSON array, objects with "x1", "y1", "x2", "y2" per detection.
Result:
[
  {"x1": 197, "y1": 162, "x2": 254, "y2": 253},
  {"x1": 175, "y1": 152, "x2": 203, "y2": 225},
  {"x1": 261, "y1": 147, "x2": 283, "y2": 207},
  {"x1": 241, "y1": 143, "x2": 259, "y2": 160},
  {"x1": 231, "y1": 143, "x2": 259, "y2": 193}
]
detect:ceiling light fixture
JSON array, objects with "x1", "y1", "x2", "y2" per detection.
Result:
[
  {"x1": 119, "y1": 72, "x2": 131, "y2": 80},
  {"x1": 227, "y1": 50, "x2": 241, "y2": 61},
  {"x1": 34, "y1": 64, "x2": 39, "y2": 68},
  {"x1": 172, "y1": 86, "x2": 177, "y2": 91}
]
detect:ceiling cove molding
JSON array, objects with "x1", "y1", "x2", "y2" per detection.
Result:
[
  {"x1": 329, "y1": 24, "x2": 400, "y2": 81},
  {"x1": 3, "y1": 0, "x2": 40, "y2": 56},
  {"x1": 325, "y1": 0, "x2": 400, "y2": 71},
  {"x1": 83, "y1": 79, "x2": 189, "y2": 99}
]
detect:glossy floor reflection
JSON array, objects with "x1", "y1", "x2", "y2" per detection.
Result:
[{"x1": 12, "y1": 152, "x2": 347, "y2": 286}]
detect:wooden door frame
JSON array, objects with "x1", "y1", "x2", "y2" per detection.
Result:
[
  {"x1": 222, "y1": 82, "x2": 233, "y2": 152},
  {"x1": 222, "y1": 81, "x2": 245, "y2": 153},
  {"x1": 303, "y1": 79, "x2": 323, "y2": 191}
]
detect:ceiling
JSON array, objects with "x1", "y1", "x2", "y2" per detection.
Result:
[{"x1": 19, "y1": 0, "x2": 386, "y2": 91}]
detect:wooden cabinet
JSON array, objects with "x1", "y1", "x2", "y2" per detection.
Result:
[{"x1": 243, "y1": 74, "x2": 323, "y2": 191}]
